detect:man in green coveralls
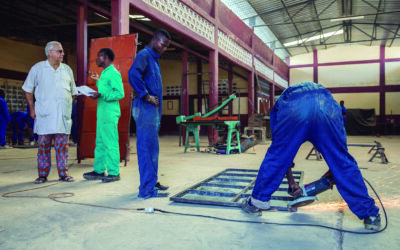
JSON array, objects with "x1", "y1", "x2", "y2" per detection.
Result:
[{"x1": 83, "y1": 48, "x2": 125, "y2": 183}]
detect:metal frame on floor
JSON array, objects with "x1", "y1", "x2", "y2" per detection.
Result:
[{"x1": 170, "y1": 168, "x2": 304, "y2": 212}]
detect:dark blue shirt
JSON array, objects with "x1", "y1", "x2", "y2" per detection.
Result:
[{"x1": 128, "y1": 46, "x2": 163, "y2": 102}]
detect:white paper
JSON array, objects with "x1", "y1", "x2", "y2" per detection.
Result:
[{"x1": 76, "y1": 86, "x2": 96, "y2": 96}]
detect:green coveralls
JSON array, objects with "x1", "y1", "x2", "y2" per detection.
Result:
[{"x1": 93, "y1": 65, "x2": 125, "y2": 175}]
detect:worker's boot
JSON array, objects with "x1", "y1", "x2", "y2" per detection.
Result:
[
  {"x1": 155, "y1": 182, "x2": 169, "y2": 191},
  {"x1": 83, "y1": 171, "x2": 105, "y2": 180},
  {"x1": 102, "y1": 174, "x2": 120, "y2": 183},
  {"x1": 364, "y1": 214, "x2": 381, "y2": 230}
]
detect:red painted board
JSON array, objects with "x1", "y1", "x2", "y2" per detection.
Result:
[{"x1": 78, "y1": 34, "x2": 136, "y2": 161}]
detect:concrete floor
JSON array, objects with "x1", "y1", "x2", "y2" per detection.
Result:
[{"x1": 0, "y1": 135, "x2": 399, "y2": 249}]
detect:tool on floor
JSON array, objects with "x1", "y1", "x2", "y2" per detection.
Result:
[{"x1": 287, "y1": 175, "x2": 334, "y2": 208}]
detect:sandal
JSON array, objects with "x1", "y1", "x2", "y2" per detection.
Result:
[
  {"x1": 59, "y1": 176, "x2": 75, "y2": 182},
  {"x1": 34, "y1": 176, "x2": 47, "y2": 184}
]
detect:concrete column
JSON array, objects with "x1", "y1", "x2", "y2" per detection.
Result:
[
  {"x1": 76, "y1": 2, "x2": 88, "y2": 161},
  {"x1": 313, "y1": 50, "x2": 318, "y2": 83},
  {"x1": 111, "y1": 0, "x2": 130, "y2": 36},
  {"x1": 248, "y1": 70, "x2": 254, "y2": 117},
  {"x1": 209, "y1": 49, "x2": 219, "y2": 144},
  {"x1": 182, "y1": 49, "x2": 189, "y2": 143},
  {"x1": 269, "y1": 84, "x2": 275, "y2": 109},
  {"x1": 197, "y1": 59, "x2": 203, "y2": 114},
  {"x1": 379, "y1": 45, "x2": 386, "y2": 124},
  {"x1": 228, "y1": 64, "x2": 233, "y2": 116}
]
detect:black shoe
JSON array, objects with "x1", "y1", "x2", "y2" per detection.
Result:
[
  {"x1": 102, "y1": 174, "x2": 120, "y2": 183},
  {"x1": 241, "y1": 197, "x2": 262, "y2": 216},
  {"x1": 155, "y1": 182, "x2": 169, "y2": 191},
  {"x1": 83, "y1": 171, "x2": 105, "y2": 180},
  {"x1": 364, "y1": 214, "x2": 381, "y2": 230}
]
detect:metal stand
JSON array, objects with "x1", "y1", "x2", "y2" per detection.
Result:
[
  {"x1": 369, "y1": 146, "x2": 389, "y2": 164},
  {"x1": 306, "y1": 146, "x2": 323, "y2": 161}
]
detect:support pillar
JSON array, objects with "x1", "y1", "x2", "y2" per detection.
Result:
[
  {"x1": 379, "y1": 45, "x2": 386, "y2": 124},
  {"x1": 76, "y1": 1, "x2": 88, "y2": 161},
  {"x1": 111, "y1": 0, "x2": 130, "y2": 36},
  {"x1": 313, "y1": 50, "x2": 318, "y2": 83},
  {"x1": 209, "y1": 49, "x2": 219, "y2": 144},
  {"x1": 269, "y1": 84, "x2": 275, "y2": 109},
  {"x1": 197, "y1": 59, "x2": 203, "y2": 114},
  {"x1": 248, "y1": 70, "x2": 254, "y2": 118},
  {"x1": 182, "y1": 49, "x2": 189, "y2": 143},
  {"x1": 228, "y1": 64, "x2": 233, "y2": 116}
]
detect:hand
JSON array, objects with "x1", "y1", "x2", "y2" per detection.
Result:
[
  {"x1": 89, "y1": 92, "x2": 101, "y2": 99},
  {"x1": 89, "y1": 72, "x2": 99, "y2": 81},
  {"x1": 321, "y1": 170, "x2": 335, "y2": 189},
  {"x1": 145, "y1": 95, "x2": 159, "y2": 107},
  {"x1": 29, "y1": 108, "x2": 36, "y2": 119}
]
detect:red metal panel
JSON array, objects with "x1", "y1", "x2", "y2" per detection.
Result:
[{"x1": 78, "y1": 34, "x2": 136, "y2": 161}]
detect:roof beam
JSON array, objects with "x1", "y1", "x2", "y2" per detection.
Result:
[
  {"x1": 312, "y1": 0, "x2": 327, "y2": 49},
  {"x1": 370, "y1": 0, "x2": 382, "y2": 45},
  {"x1": 389, "y1": 25, "x2": 400, "y2": 47},
  {"x1": 353, "y1": 24, "x2": 374, "y2": 39},
  {"x1": 241, "y1": 0, "x2": 314, "y2": 21},
  {"x1": 275, "y1": 37, "x2": 400, "y2": 49},
  {"x1": 318, "y1": 0, "x2": 336, "y2": 17},
  {"x1": 361, "y1": 0, "x2": 379, "y2": 11},
  {"x1": 252, "y1": 11, "x2": 400, "y2": 27},
  {"x1": 279, "y1": 0, "x2": 309, "y2": 53}
]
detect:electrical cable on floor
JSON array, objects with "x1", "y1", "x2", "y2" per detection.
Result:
[{"x1": 2, "y1": 177, "x2": 387, "y2": 235}]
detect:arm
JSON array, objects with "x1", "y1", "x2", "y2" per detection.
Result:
[
  {"x1": 22, "y1": 64, "x2": 37, "y2": 119},
  {"x1": 128, "y1": 53, "x2": 159, "y2": 106},
  {"x1": 25, "y1": 92, "x2": 36, "y2": 119},
  {"x1": 128, "y1": 52, "x2": 149, "y2": 99}
]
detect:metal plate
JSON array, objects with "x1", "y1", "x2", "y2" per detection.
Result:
[{"x1": 170, "y1": 168, "x2": 304, "y2": 212}]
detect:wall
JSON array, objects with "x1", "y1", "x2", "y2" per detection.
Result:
[
  {"x1": 289, "y1": 45, "x2": 400, "y2": 132},
  {"x1": 0, "y1": 38, "x2": 78, "y2": 114},
  {"x1": 0, "y1": 37, "x2": 77, "y2": 76}
]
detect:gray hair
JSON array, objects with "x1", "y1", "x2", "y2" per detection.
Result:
[{"x1": 45, "y1": 41, "x2": 62, "y2": 57}]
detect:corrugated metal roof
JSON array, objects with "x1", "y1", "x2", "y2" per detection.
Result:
[{"x1": 225, "y1": 0, "x2": 400, "y2": 56}]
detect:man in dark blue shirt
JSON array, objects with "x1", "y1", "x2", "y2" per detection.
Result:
[{"x1": 128, "y1": 29, "x2": 171, "y2": 199}]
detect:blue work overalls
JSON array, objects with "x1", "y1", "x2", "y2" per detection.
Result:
[
  {"x1": 252, "y1": 81, "x2": 379, "y2": 219},
  {"x1": 128, "y1": 46, "x2": 163, "y2": 198}
]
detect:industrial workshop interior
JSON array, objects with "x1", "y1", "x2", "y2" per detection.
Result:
[{"x1": 0, "y1": 0, "x2": 399, "y2": 249}]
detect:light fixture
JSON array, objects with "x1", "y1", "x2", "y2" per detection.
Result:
[
  {"x1": 94, "y1": 12, "x2": 109, "y2": 20},
  {"x1": 283, "y1": 29, "x2": 344, "y2": 47},
  {"x1": 129, "y1": 14, "x2": 151, "y2": 21},
  {"x1": 330, "y1": 16, "x2": 364, "y2": 22}
]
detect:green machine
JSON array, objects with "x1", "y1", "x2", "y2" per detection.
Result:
[{"x1": 176, "y1": 94, "x2": 241, "y2": 155}]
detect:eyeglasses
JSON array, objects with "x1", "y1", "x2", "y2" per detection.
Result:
[{"x1": 52, "y1": 49, "x2": 64, "y2": 54}]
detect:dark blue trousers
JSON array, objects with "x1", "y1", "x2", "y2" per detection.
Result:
[
  {"x1": 252, "y1": 82, "x2": 379, "y2": 219},
  {"x1": 133, "y1": 99, "x2": 160, "y2": 198}
]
